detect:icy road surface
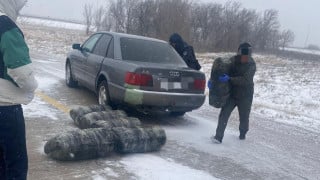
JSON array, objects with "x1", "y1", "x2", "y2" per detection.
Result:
[{"x1": 22, "y1": 52, "x2": 320, "y2": 180}]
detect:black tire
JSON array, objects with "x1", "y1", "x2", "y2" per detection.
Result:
[
  {"x1": 65, "y1": 62, "x2": 78, "y2": 87},
  {"x1": 98, "y1": 80, "x2": 115, "y2": 108},
  {"x1": 170, "y1": 111, "x2": 186, "y2": 117}
]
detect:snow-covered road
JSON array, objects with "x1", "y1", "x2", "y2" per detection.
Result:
[{"x1": 22, "y1": 52, "x2": 320, "y2": 180}]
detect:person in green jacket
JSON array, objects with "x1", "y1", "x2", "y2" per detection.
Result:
[
  {"x1": 0, "y1": 0, "x2": 38, "y2": 179},
  {"x1": 211, "y1": 42, "x2": 256, "y2": 144}
]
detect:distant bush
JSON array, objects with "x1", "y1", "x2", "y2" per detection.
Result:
[
  {"x1": 306, "y1": 44, "x2": 320, "y2": 50},
  {"x1": 84, "y1": 0, "x2": 294, "y2": 52}
]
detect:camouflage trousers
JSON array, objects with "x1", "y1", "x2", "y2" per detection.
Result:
[{"x1": 215, "y1": 97, "x2": 253, "y2": 141}]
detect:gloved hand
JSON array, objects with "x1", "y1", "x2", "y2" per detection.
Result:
[
  {"x1": 207, "y1": 80, "x2": 213, "y2": 89},
  {"x1": 218, "y1": 74, "x2": 230, "y2": 83}
]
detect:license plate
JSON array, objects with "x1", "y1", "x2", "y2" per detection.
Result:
[{"x1": 160, "y1": 82, "x2": 182, "y2": 90}]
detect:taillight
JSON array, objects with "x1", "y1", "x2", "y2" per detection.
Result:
[
  {"x1": 194, "y1": 79, "x2": 205, "y2": 90},
  {"x1": 125, "y1": 72, "x2": 153, "y2": 86}
]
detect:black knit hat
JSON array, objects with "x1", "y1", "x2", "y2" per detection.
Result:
[
  {"x1": 238, "y1": 42, "x2": 252, "y2": 55},
  {"x1": 169, "y1": 33, "x2": 183, "y2": 44}
]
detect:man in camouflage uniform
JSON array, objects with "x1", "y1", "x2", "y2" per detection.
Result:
[
  {"x1": 212, "y1": 42, "x2": 256, "y2": 144},
  {"x1": 0, "y1": 0, "x2": 38, "y2": 179}
]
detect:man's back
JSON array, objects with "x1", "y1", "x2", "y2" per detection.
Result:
[
  {"x1": 169, "y1": 33, "x2": 201, "y2": 70},
  {"x1": 181, "y1": 45, "x2": 201, "y2": 70}
]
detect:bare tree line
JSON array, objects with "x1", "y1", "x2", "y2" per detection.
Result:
[{"x1": 83, "y1": 0, "x2": 295, "y2": 52}]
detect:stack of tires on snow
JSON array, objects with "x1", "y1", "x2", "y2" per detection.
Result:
[{"x1": 44, "y1": 105, "x2": 166, "y2": 161}]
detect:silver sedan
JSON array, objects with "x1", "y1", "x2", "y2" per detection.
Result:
[{"x1": 65, "y1": 32, "x2": 206, "y2": 116}]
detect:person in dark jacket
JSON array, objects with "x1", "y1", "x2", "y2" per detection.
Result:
[
  {"x1": 0, "y1": 0, "x2": 38, "y2": 179},
  {"x1": 211, "y1": 42, "x2": 256, "y2": 144},
  {"x1": 169, "y1": 33, "x2": 201, "y2": 70}
]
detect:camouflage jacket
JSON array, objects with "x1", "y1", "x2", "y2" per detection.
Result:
[{"x1": 229, "y1": 55, "x2": 256, "y2": 99}]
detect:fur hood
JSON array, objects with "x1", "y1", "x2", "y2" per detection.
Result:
[{"x1": 0, "y1": 0, "x2": 27, "y2": 21}]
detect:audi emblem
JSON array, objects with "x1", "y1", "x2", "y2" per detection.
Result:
[{"x1": 169, "y1": 71, "x2": 180, "y2": 77}]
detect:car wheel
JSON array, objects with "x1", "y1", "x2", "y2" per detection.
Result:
[
  {"x1": 170, "y1": 111, "x2": 186, "y2": 117},
  {"x1": 65, "y1": 62, "x2": 77, "y2": 87},
  {"x1": 98, "y1": 80, "x2": 116, "y2": 108}
]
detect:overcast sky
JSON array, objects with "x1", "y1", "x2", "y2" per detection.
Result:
[{"x1": 21, "y1": 0, "x2": 320, "y2": 47}]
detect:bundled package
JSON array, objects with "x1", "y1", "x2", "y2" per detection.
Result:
[
  {"x1": 69, "y1": 105, "x2": 111, "y2": 122},
  {"x1": 44, "y1": 128, "x2": 115, "y2": 161},
  {"x1": 113, "y1": 126, "x2": 166, "y2": 153},
  {"x1": 209, "y1": 57, "x2": 232, "y2": 108}
]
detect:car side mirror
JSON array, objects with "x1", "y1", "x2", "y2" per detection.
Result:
[{"x1": 72, "y1": 43, "x2": 82, "y2": 50}]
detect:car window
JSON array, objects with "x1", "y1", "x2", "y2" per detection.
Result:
[
  {"x1": 107, "y1": 39, "x2": 114, "y2": 59},
  {"x1": 120, "y1": 37, "x2": 185, "y2": 65},
  {"x1": 92, "y1": 34, "x2": 112, "y2": 57},
  {"x1": 82, "y1": 34, "x2": 102, "y2": 53}
]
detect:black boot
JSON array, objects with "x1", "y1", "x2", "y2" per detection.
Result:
[{"x1": 239, "y1": 133, "x2": 246, "y2": 140}]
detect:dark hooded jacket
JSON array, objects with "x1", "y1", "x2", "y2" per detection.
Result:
[
  {"x1": 169, "y1": 33, "x2": 201, "y2": 70},
  {"x1": 229, "y1": 55, "x2": 256, "y2": 99}
]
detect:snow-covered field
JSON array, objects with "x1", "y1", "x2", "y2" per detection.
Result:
[
  {"x1": 17, "y1": 17, "x2": 320, "y2": 179},
  {"x1": 285, "y1": 47, "x2": 320, "y2": 56},
  {"x1": 20, "y1": 16, "x2": 86, "y2": 31}
]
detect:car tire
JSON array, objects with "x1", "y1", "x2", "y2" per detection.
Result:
[
  {"x1": 98, "y1": 80, "x2": 116, "y2": 109},
  {"x1": 65, "y1": 62, "x2": 78, "y2": 87},
  {"x1": 170, "y1": 111, "x2": 186, "y2": 117}
]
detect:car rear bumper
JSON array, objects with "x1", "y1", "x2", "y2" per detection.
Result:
[{"x1": 123, "y1": 88, "x2": 206, "y2": 112}]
